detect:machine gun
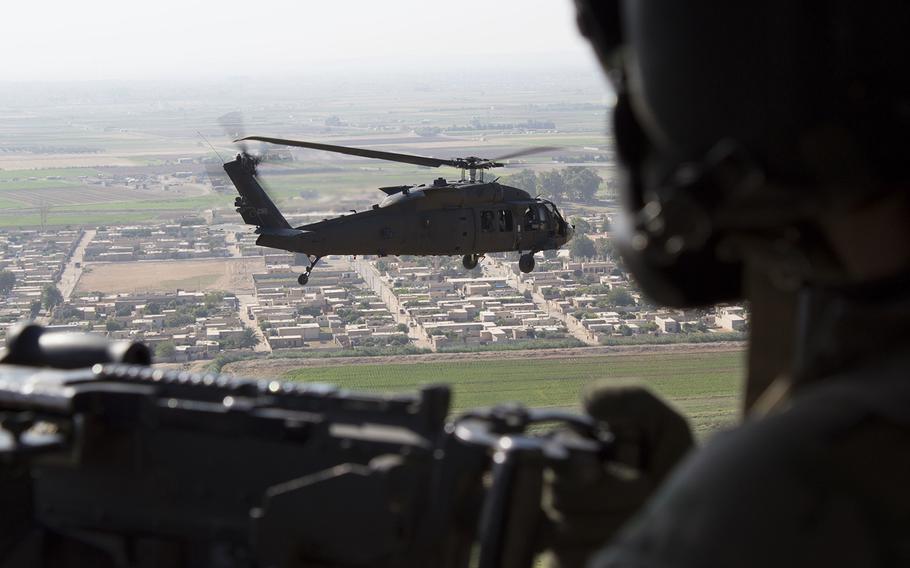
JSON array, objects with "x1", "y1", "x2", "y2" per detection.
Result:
[{"x1": 0, "y1": 324, "x2": 612, "y2": 568}]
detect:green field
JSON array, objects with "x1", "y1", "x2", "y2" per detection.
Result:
[
  {"x1": 284, "y1": 350, "x2": 745, "y2": 436},
  {"x1": 0, "y1": 211, "x2": 159, "y2": 228},
  {"x1": 65, "y1": 195, "x2": 225, "y2": 212}
]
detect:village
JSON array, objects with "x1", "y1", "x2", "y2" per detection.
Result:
[{"x1": 0, "y1": 215, "x2": 747, "y2": 364}]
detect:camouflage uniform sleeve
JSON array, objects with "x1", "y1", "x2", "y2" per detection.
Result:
[{"x1": 589, "y1": 403, "x2": 883, "y2": 568}]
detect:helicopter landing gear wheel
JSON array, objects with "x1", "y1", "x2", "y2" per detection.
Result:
[
  {"x1": 519, "y1": 253, "x2": 535, "y2": 274},
  {"x1": 462, "y1": 253, "x2": 481, "y2": 270},
  {"x1": 297, "y1": 255, "x2": 322, "y2": 286}
]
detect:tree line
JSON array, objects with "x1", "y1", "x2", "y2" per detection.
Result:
[
  {"x1": 505, "y1": 167, "x2": 604, "y2": 203},
  {"x1": 569, "y1": 232, "x2": 618, "y2": 261}
]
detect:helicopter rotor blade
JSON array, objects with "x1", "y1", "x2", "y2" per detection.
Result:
[
  {"x1": 241, "y1": 136, "x2": 561, "y2": 175},
  {"x1": 237, "y1": 136, "x2": 458, "y2": 169},
  {"x1": 489, "y1": 146, "x2": 562, "y2": 162}
]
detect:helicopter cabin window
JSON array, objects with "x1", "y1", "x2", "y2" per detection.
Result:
[
  {"x1": 498, "y1": 210, "x2": 513, "y2": 232},
  {"x1": 481, "y1": 210, "x2": 495, "y2": 232}
]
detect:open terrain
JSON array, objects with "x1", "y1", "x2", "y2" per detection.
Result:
[
  {"x1": 274, "y1": 347, "x2": 746, "y2": 436},
  {"x1": 0, "y1": 70, "x2": 611, "y2": 227},
  {"x1": 76, "y1": 257, "x2": 264, "y2": 294}
]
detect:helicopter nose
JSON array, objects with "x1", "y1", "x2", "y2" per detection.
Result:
[{"x1": 566, "y1": 224, "x2": 575, "y2": 242}]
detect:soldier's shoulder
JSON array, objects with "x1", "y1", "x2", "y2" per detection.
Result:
[{"x1": 590, "y1": 381, "x2": 905, "y2": 568}]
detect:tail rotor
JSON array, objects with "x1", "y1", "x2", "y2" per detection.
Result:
[
  {"x1": 218, "y1": 111, "x2": 264, "y2": 176},
  {"x1": 216, "y1": 111, "x2": 290, "y2": 229}
]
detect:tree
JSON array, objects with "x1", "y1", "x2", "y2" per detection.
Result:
[
  {"x1": 605, "y1": 288, "x2": 635, "y2": 307},
  {"x1": 570, "y1": 234, "x2": 596, "y2": 259},
  {"x1": 105, "y1": 320, "x2": 124, "y2": 332},
  {"x1": 335, "y1": 307, "x2": 363, "y2": 324},
  {"x1": 163, "y1": 312, "x2": 195, "y2": 328},
  {"x1": 396, "y1": 323, "x2": 409, "y2": 333},
  {"x1": 204, "y1": 291, "x2": 224, "y2": 308},
  {"x1": 41, "y1": 285, "x2": 63, "y2": 311},
  {"x1": 594, "y1": 238, "x2": 617, "y2": 260},
  {"x1": 543, "y1": 248, "x2": 559, "y2": 260},
  {"x1": 144, "y1": 302, "x2": 162, "y2": 315},
  {"x1": 640, "y1": 322, "x2": 659, "y2": 333},
  {"x1": 155, "y1": 341, "x2": 176, "y2": 359},
  {"x1": 237, "y1": 328, "x2": 257, "y2": 348},
  {"x1": 219, "y1": 329, "x2": 258, "y2": 350},
  {"x1": 537, "y1": 170, "x2": 567, "y2": 199},
  {"x1": 571, "y1": 217, "x2": 593, "y2": 235},
  {"x1": 562, "y1": 166, "x2": 603, "y2": 203},
  {"x1": 54, "y1": 305, "x2": 80, "y2": 322},
  {"x1": 298, "y1": 305, "x2": 322, "y2": 317},
  {"x1": 0, "y1": 270, "x2": 15, "y2": 295},
  {"x1": 29, "y1": 300, "x2": 41, "y2": 319},
  {"x1": 505, "y1": 169, "x2": 538, "y2": 192}
]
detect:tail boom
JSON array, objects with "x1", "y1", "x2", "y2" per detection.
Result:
[{"x1": 224, "y1": 155, "x2": 290, "y2": 229}]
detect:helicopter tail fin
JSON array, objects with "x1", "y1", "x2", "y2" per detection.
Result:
[{"x1": 223, "y1": 156, "x2": 291, "y2": 229}]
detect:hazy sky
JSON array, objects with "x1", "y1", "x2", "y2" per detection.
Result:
[{"x1": 4, "y1": 0, "x2": 596, "y2": 82}]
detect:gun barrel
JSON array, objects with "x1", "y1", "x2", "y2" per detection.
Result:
[{"x1": 0, "y1": 322, "x2": 151, "y2": 369}]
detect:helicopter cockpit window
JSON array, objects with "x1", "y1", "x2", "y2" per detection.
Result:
[
  {"x1": 498, "y1": 210, "x2": 513, "y2": 232},
  {"x1": 525, "y1": 205, "x2": 551, "y2": 231},
  {"x1": 544, "y1": 202, "x2": 566, "y2": 236},
  {"x1": 543, "y1": 202, "x2": 558, "y2": 219},
  {"x1": 536, "y1": 205, "x2": 550, "y2": 226},
  {"x1": 524, "y1": 207, "x2": 536, "y2": 231},
  {"x1": 481, "y1": 210, "x2": 495, "y2": 232}
]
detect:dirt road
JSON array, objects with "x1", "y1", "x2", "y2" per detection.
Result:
[
  {"x1": 236, "y1": 293, "x2": 272, "y2": 353},
  {"x1": 59, "y1": 229, "x2": 95, "y2": 301}
]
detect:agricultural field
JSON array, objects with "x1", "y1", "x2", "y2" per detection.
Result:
[
  {"x1": 283, "y1": 350, "x2": 745, "y2": 436},
  {"x1": 76, "y1": 257, "x2": 264, "y2": 294}
]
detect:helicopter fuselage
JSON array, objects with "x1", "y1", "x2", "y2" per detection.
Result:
[{"x1": 255, "y1": 180, "x2": 573, "y2": 258}]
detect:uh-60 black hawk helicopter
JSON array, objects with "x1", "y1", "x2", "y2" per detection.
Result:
[{"x1": 223, "y1": 136, "x2": 574, "y2": 286}]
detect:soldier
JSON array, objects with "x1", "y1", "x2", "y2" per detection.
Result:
[{"x1": 545, "y1": 1, "x2": 910, "y2": 566}]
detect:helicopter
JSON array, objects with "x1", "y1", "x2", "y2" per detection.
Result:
[{"x1": 223, "y1": 136, "x2": 574, "y2": 286}]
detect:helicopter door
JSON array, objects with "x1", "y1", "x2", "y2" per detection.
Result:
[
  {"x1": 419, "y1": 209, "x2": 474, "y2": 254},
  {"x1": 478, "y1": 208, "x2": 516, "y2": 253},
  {"x1": 455, "y1": 209, "x2": 474, "y2": 254}
]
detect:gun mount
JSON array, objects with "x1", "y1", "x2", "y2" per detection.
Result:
[{"x1": 0, "y1": 325, "x2": 612, "y2": 568}]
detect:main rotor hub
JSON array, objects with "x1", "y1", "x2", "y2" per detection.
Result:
[{"x1": 454, "y1": 157, "x2": 504, "y2": 182}]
